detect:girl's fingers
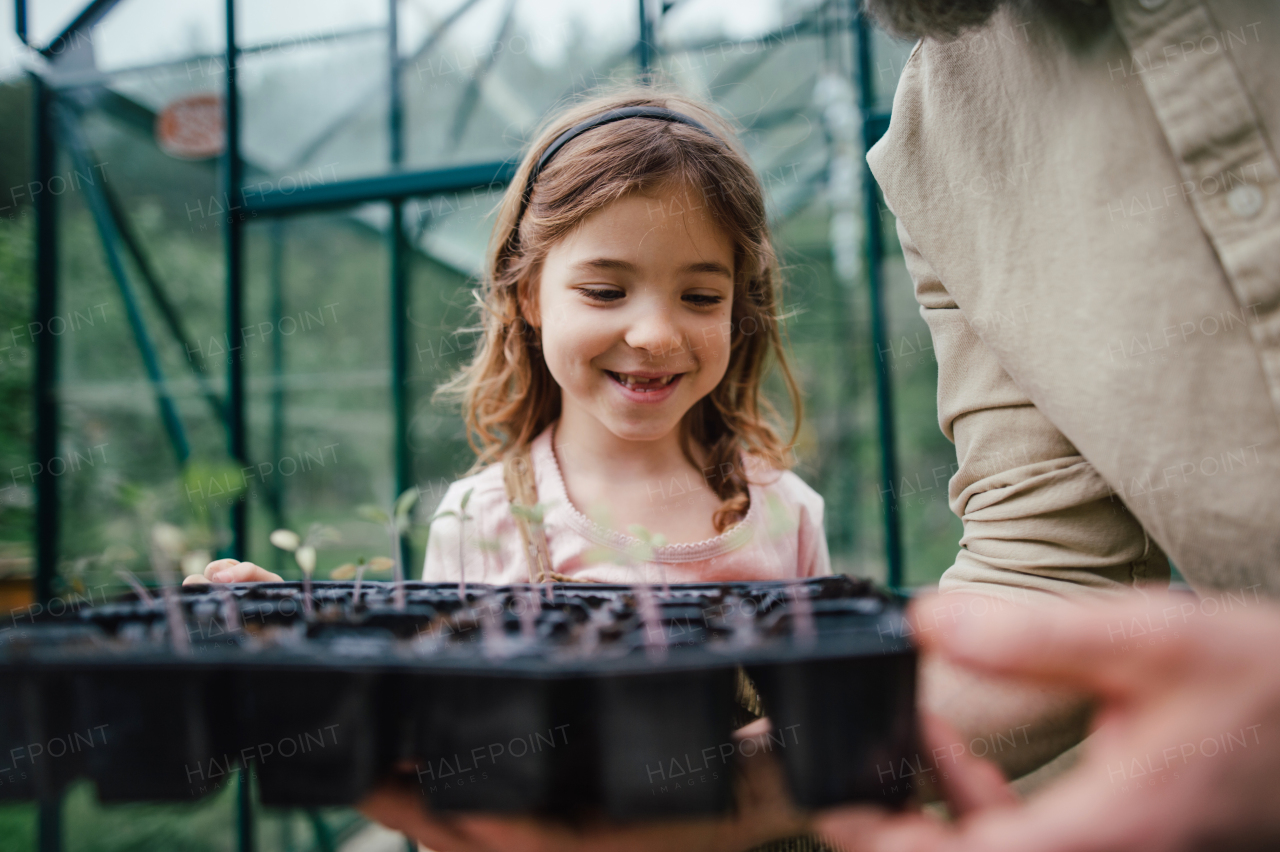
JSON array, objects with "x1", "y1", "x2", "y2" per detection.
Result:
[
  {"x1": 203, "y1": 558, "x2": 243, "y2": 578},
  {"x1": 203, "y1": 560, "x2": 282, "y2": 583}
]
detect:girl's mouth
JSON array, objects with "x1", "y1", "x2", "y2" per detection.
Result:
[{"x1": 605, "y1": 370, "x2": 683, "y2": 402}]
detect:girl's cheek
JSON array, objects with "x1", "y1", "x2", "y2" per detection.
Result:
[
  {"x1": 543, "y1": 316, "x2": 615, "y2": 377},
  {"x1": 696, "y1": 316, "x2": 733, "y2": 361}
]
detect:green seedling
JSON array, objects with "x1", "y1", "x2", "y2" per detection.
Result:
[
  {"x1": 149, "y1": 522, "x2": 190, "y2": 655},
  {"x1": 357, "y1": 488, "x2": 421, "y2": 610},
  {"x1": 429, "y1": 487, "x2": 474, "y2": 600},
  {"x1": 270, "y1": 523, "x2": 340, "y2": 616},
  {"x1": 330, "y1": 557, "x2": 393, "y2": 607}
]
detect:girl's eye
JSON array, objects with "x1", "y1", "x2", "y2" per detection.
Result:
[
  {"x1": 578, "y1": 287, "x2": 624, "y2": 302},
  {"x1": 683, "y1": 293, "x2": 725, "y2": 307}
]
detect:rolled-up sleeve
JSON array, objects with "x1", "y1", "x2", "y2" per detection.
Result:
[{"x1": 898, "y1": 219, "x2": 1169, "y2": 600}]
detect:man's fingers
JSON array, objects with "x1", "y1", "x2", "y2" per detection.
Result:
[
  {"x1": 918, "y1": 713, "x2": 1016, "y2": 817},
  {"x1": 908, "y1": 594, "x2": 1200, "y2": 695},
  {"x1": 940, "y1": 760, "x2": 1159, "y2": 852}
]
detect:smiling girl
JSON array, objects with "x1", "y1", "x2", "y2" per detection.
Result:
[
  {"x1": 190, "y1": 88, "x2": 829, "y2": 589},
  {"x1": 424, "y1": 88, "x2": 830, "y2": 585}
]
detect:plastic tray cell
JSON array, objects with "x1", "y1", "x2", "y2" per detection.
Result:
[
  {"x1": 233, "y1": 666, "x2": 387, "y2": 807},
  {"x1": 592, "y1": 664, "x2": 737, "y2": 820},
  {"x1": 74, "y1": 665, "x2": 227, "y2": 803},
  {"x1": 748, "y1": 650, "x2": 918, "y2": 809},
  {"x1": 408, "y1": 670, "x2": 588, "y2": 815}
]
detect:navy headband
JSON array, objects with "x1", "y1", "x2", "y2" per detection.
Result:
[{"x1": 512, "y1": 106, "x2": 724, "y2": 230}]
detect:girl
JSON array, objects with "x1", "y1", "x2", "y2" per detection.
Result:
[
  {"x1": 191, "y1": 87, "x2": 829, "y2": 587},
  {"x1": 424, "y1": 87, "x2": 829, "y2": 586},
  {"x1": 189, "y1": 88, "x2": 833, "y2": 851}
]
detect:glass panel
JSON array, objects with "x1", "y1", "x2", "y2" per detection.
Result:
[
  {"x1": 0, "y1": 80, "x2": 34, "y2": 592},
  {"x1": 871, "y1": 25, "x2": 916, "y2": 114},
  {"x1": 235, "y1": 22, "x2": 389, "y2": 184},
  {"x1": 20, "y1": 0, "x2": 93, "y2": 48},
  {"x1": 242, "y1": 206, "x2": 390, "y2": 578},
  {"x1": 92, "y1": 0, "x2": 225, "y2": 74},
  {"x1": 402, "y1": 0, "x2": 639, "y2": 171},
  {"x1": 402, "y1": 184, "x2": 504, "y2": 573},
  {"x1": 225, "y1": 0, "x2": 643, "y2": 187},
  {"x1": 50, "y1": 77, "x2": 227, "y2": 588}
]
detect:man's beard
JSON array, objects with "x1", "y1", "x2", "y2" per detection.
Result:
[{"x1": 862, "y1": 0, "x2": 1008, "y2": 39}]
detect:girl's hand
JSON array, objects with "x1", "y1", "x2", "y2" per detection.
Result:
[{"x1": 182, "y1": 558, "x2": 282, "y2": 586}]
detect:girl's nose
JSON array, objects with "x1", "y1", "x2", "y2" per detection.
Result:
[{"x1": 623, "y1": 302, "x2": 684, "y2": 357}]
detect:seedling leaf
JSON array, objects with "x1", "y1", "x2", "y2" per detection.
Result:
[
  {"x1": 395, "y1": 487, "x2": 420, "y2": 520},
  {"x1": 330, "y1": 563, "x2": 358, "y2": 580},
  {"x1": 270, "y1": 529, "x2": 301, "y2": 551},
  {"x1": 366, "y1": 556, "x2": 395, "y2": 573},
  {"x1": 357, "y1": 505, "x2": 390, "y2": 525},
  {"x1": 295, "y1": 545, "x2": 317, "y2": 574}
]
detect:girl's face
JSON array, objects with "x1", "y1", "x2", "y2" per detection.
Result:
[{"x1": 534, "y1": 183, "x2": 735, "y2": 445}]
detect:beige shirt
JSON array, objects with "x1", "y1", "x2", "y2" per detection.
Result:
[{"x1": 868, "y1": 0, "x2": 1280, "y2": 600}]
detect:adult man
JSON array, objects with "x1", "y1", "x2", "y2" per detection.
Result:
[{"x1": 817, "y1": 0, "x2": 1280, "y2": 848}]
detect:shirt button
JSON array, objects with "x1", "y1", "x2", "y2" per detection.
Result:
[
  {"x1": 1227, "y1": 184, "x2": 1265, "y2": 220},
  {"x1": 1138, "y1": 0, "x2": 1169, "y2": 9}
]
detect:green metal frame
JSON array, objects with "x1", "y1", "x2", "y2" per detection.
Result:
[
  {"x1": 224, "y1": 0, "x2": 247, "y2": 562},
  {"x1": 60, "y1": 104, "x2": 193, "y2": 464},
  {"x1": 17, "y1": 1, "x2": 903, "y2": 849},
  {"x1": 30, "y1": 65, "x2": 63, "y2": 852},
  {"x1": 856, "y1": 18, "x2": 902, "y2": 587},
  {"x1": 389, "y1": 0, "x2": 410, "y2": 573}
]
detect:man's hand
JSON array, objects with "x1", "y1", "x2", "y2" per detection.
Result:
[
  {"x1": 819, "y1": 592, "x2": 1280, "y2": 852},
  {"x1": 359, "y1": 718, "x2": 811, "y2": 852},
  {"x1": 918, "y1": 648, "x2": 1092, "y2": 782}
]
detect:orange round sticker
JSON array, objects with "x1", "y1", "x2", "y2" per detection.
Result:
[{"x1": 156, "y1": 93, "x2": 225, "y2": 160}]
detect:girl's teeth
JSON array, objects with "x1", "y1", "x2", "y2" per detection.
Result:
[{"x1": 614, "y1": 372, "x2": 676, "y2": 389}]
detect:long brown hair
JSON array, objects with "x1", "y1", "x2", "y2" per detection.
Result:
[{"x1": 439, "y1": 86, "x2": 802, "y2": 532}]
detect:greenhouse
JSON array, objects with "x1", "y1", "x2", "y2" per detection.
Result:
[{"x1": 1, "y1": 0, "x2": 959, "y2": 849}]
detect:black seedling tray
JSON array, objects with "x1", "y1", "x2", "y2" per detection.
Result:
[{"x1": 0, "y1": 576, "x2": 917, "y2": 819}]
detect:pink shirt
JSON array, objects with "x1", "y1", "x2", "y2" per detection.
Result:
[{"x1": 422, "y1": 426, "x2": 831, "y2": 584}]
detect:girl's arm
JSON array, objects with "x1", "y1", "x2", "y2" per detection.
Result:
[
  {"x1": 422, "y1": 481, "x2": 468, "y2": 581},
  {"x1": 798, "y1": 495, "x2": 832, "y2": 577}
]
